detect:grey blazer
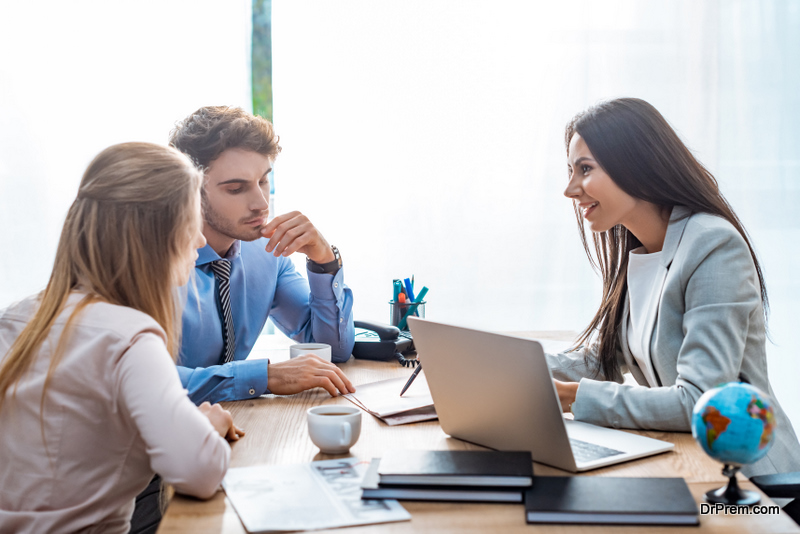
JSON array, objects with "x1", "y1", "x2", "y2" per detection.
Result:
[{"x1": 546, "y1": 206, "x2": 800, "y2": 477}]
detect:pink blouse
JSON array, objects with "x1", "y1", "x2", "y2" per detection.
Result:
[{"x1": 0, "y1": 293, "x2": 230, "y2": 533}]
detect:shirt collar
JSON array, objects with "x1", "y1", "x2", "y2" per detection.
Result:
[{"x1": 196, "y1": 240, "x2": 242, "y2": 266}]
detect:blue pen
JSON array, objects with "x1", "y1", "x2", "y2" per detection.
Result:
[
  {"x1": 398, "y1": 286, "x2": 429, "y2": 330},
  {"x1": 403, "y1": 278, "x2": 416, "y2": 302},
  {"x1": 403, "y1": 277, "x2": 420, "y2": 316}
]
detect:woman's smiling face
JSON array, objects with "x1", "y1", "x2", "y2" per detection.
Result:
[{"x1": 564, "y1": 133, "x2": 642, "y2": 234}]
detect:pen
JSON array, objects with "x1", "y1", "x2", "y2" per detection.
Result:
[
  {"x1": 399, "y1": 363, "x2": 422, "y2": 396},
  {"x1": 403, "y1": 278, "x2": 416, "y2": 302},
  {"x1": 397, "y1": 286, "x2": 429, "y2": 330},
  {"x1": 392, "y1": 279, "x2": 401, "y2": 302},
  {"x1": 402, "y1": 277, "x2": 420, "y2": 317}
]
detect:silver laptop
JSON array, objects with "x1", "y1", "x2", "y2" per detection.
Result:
[{"x1": 407, "y1": 317, "x2": 674, "y2": 472}]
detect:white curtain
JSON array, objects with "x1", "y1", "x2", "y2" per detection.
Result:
[
  {"x1": 0, "y1": 0, "x2": 252, "y2": 305},
  {"x1": 272, "y1": 1, "x2": 800, "y2": 428},
  {"x1": 1, "y1": 1, "x2": 797, "y2": 429}
]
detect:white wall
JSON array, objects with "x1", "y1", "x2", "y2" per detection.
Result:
[
  {"x1": 1, "y1": 0, "x2": 797, "y2": 431},
  {"x1": 272, "y1": 1, "x2": 800, "y2": 429},
  {"x1": 0, "y1": 0, "x2": 252, "y2": 305},
  {"x1": 272, "y1": 0, "x2": 722, "y2": 332}
]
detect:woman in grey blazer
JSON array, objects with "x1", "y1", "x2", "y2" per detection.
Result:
[{"x1": 548, "y1": 98, "x2": 800, "y2": 478}]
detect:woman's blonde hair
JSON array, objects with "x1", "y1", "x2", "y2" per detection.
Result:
[{"x1": 0, "y1": 142, "x2": 202, "y2": 411}]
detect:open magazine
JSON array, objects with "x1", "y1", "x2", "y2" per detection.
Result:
[{"x1": 222, "y1": 457, "x2": 410, "y2": 533}]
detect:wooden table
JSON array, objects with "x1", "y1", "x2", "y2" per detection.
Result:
[{"x1": 159, "y1": 333, "x2": 800, "y2": 533}]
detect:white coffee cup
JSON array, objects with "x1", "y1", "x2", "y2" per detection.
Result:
[
  {"x1": 290, "y1": 343, "x2": 332, "y2": 362},
  {"x1": 307, "y1": 405, "x2": 362, "y2": 454}
]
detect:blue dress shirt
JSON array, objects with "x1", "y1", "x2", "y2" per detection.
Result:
[{"x1": 177, "y1": 239, "x2": 355, "y2": 404}]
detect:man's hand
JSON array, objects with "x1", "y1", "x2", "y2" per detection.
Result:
[
  {"x1": 261, "y1": 211, "x2": 335, "y2": 264},
  {"x1": 268, "y1": 354, "x2": 355, "y2": 397},
  {"x1": 553, "y1": 379, "x2": 579, "y2": 413},
  {"x1": 198, "y1": 402, "x2": 246, "y2": 441}
]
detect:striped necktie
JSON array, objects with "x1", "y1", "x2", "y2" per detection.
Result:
[{"x1": 209, "y1": 259, "x2": 236, "y2": 364}]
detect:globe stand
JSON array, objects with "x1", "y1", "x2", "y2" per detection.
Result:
[{"x1": 705, "y1": 464, "x2": 760, "y2": 506}]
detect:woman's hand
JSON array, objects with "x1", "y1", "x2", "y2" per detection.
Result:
[
  {"x1": 198, "y1": 402, "x2": 246, "y2": 441},
  {"x1": 553, "y1": 379, "x2": 579, "y2": 413}
]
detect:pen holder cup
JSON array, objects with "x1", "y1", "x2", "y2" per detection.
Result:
[{"x1": 389, "y1": 300, "x2": 426, "y2": 331}]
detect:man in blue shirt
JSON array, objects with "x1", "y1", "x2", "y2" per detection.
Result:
[
  {"x1": 131, "y1": 105, "x2": 356, "y2": 534},
  {"x1": 169, "y1": 106, "x2": 356, "y2": 404}
]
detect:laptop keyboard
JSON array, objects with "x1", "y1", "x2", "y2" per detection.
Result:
[{"x1": 569, "y1": 438, "x2": 624, "y2": 463}]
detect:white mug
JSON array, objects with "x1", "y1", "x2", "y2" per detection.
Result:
[
  {"x1": 290, "y1": 343, "x2": 332, "y2": 362},
  {"x1": 307, "y1": 405, "x2": 362, "y2": 454}
]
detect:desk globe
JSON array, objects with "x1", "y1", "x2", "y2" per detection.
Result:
[{"x1": 691, "y1": 380, "x2": 776, "y2": 505}]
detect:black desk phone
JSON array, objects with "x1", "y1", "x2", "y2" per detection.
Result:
[{"x1": 353, "y1": 320, "x2": 418, "y2": 367}]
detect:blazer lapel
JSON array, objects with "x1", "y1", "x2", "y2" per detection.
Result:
[
  {"x1": 660, "y1": 206, "x2": 692, "y2": 268},
  {"x1": 623, "y1": 207, "x2": 692, "y2": 387},
  {"x1": 641, "y1": 206, "x2": 692, "y2": 386}
]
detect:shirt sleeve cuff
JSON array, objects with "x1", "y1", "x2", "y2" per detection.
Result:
[
  {"x1": 307, "y1": 268, "x2": 345, "y2": 302},
  {"x1": 229, "y1": 359, "x2": 271, "y2": 399}
]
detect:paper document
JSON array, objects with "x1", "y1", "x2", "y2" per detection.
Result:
[
  {"x1": 223, "y1": 457, "x2": 410, "y2": 533},
  {"x1": 344, "y1": 373, "x2": 437, "y2": 425}
]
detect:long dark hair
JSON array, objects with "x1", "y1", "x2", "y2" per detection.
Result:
[{"x1": 566, "y1": 98, "x2": 768, "y2": 381}]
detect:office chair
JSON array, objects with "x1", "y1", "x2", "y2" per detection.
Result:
[{"x1": 750, "y1": 472, "x2": 800, "y2": 525}]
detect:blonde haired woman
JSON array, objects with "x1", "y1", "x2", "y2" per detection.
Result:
[{"x1": 0, "y1": 143, "x2": 243, "y2": 533}]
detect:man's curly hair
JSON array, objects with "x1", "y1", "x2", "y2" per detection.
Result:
[{"x1": 169, "y1": 106, "x2": 281, "y2": 169}]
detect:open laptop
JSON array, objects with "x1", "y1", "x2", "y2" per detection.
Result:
[{"x1": 407, "y1": 317, "x2": 674, "y2": 472}]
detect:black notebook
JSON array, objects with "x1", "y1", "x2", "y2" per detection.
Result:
[
  {"x1": 524, "y1": 476, "x2": 699, "y2": 526},
  {"x1": 376, "y1": 450, "x2": 533, "y2": 487},
  {"x1": 361, "y1": 459, "x2": 525, "y2": 503}
]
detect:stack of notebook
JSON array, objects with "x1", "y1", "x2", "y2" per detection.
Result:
[
  {"x1": 361, "y1": 450, "x2": 534, "y2": 503},
  {"x1": 524, "y1": 476, "x2": 699, "y2": 526}
]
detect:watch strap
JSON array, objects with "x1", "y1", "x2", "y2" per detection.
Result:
[{"x1": 307, "y1": 245, "x2": 342, "y2": 274}]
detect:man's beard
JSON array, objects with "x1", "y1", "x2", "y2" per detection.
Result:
[{"x1": 202, "y1": 196, "x2": 265, "y2": 242}]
